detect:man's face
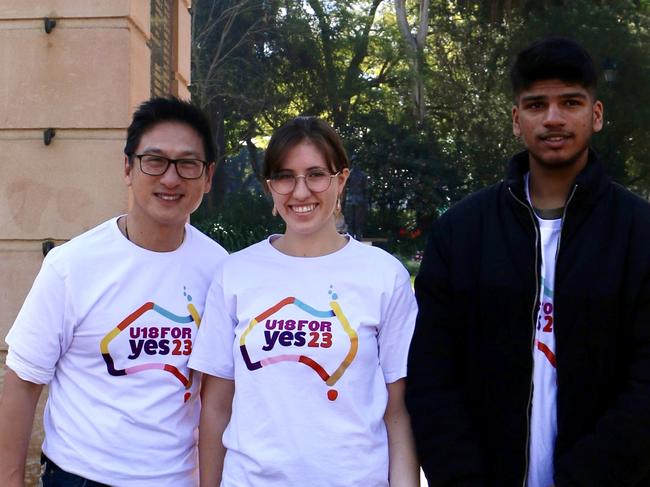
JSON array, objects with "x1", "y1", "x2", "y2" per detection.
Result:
[
  {"x1": 124, "y1": 121, "x2": 214, "y2": 231},
  {"x1": 512, "y1": 79, "x2": 603, "y2": 171}
]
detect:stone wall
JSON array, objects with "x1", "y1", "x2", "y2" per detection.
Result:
[{"x1": 0, "y1": 0, "x2": 192, "y2": 346}]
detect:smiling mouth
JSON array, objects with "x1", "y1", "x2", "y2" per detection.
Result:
[
  {"x1": 291, "y1": 203, "x2": 317, "y2": 214},
  {"x1": 540, "y1": 133, "x2": 572, "y2": 142},
  {"x1": 156, "y1": 193, "x2": 182, "y2": 201}
]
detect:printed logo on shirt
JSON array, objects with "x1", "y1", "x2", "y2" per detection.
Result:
[
  {"x1": 240, "y1": 286, "x2": 357, "y2": 401},
  {"x1": 536, "y1": 276, "x2": 556, "y2": 368},
  {"x1": 100, "y1": 286, "x2": 200, "y2": 402}
]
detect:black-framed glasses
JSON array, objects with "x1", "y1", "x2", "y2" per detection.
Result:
[
  {"x1": 266, "y1": 171, "x2": 340, "y2": 195},
  {"x1": 134, "y1": 154, "x2": 208, "y2": 180}
]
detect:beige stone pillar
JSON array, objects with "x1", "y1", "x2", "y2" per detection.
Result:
[{"x1": 0, "y1": 0, "x2": 193, "y2": 346}]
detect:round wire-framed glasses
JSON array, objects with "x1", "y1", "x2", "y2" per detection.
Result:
[{"x1": 266, "y1": 171, "x2": 340, "y2": 195}]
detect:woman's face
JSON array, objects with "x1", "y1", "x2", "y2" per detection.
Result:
[{"x1": 268, "y1": 141, "x2": 349, "y2": 239}]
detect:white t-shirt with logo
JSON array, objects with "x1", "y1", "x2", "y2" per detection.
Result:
[
  {"x1": 189, "y1": 236, "x2": 417, "y2": 487},
  {"x1": 5, "y1": 217, "x2": 227, "y2": 486},
  {"x1": 526, "y1": 177, "x2": 562, "y2": 487}
]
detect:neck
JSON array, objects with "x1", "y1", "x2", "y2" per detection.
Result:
[
  {"x1": 120, "y1": 214, "x2": 185, "y2": 252},
  {"x1": 273, "y1": 222, "x2": 346, "y2": 257},
  {"x1": 528, "y1": 152, "x2": 587, "y2": 209}
]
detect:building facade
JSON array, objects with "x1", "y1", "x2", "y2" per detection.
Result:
[{"x1": 0, "y1": 0, "x2": 192, "y2": 345}]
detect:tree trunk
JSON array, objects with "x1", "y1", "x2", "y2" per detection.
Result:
[{"x1": 395, "y1": 0, "x2": 430, "y2": 123}]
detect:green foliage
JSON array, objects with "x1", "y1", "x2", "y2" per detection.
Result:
[
  {"x1": 194, "y1": 190, "x2": 284, "y2": 252},
  {"x1": 193, "y1": 147, "x2": 284, "y2": 252},
  {"x1": 192, "y1": 0, "x2": 650, "y2": 251}
]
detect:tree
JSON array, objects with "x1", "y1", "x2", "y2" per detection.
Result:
[
  {"x1": 191, "y1": 0, "x2": 277, "y2": 209},
  {"x1": 190, "y1": 0, "x2": 650, "y2": 251},
  {"x1": 394, "y1": 0, "x2": 430, "y2": 122}
]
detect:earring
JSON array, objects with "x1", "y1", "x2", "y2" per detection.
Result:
[
  {"x1": 272, "y1": 206, "x2": 277, "y2": 217},
  {"x1": 335, "y1": 197, "x2": 342, "y2": 215}
]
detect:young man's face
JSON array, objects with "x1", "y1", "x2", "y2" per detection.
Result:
[
  {"x1": 124, "y1": 121, "x2": 214, "y2": 231},
  {"x1": 512, "y1": 79, "x2": 603, "y2": 171}
]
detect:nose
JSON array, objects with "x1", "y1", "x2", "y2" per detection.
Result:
[
  {"x1": 292, "y1": 175, "x2": 311, "y2": 198},
  {"x1": 543, "y1": 103, "x2": 565, "y2": 126},
  {"x1": 159, "y1": 161, "x2": 182, "y2": 186}
]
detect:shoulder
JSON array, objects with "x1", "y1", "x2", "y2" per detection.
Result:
[
  {"x1": 610, "y1": 182, "x2": 650, "y2": 218},
  {"x1": 44, "y1": 218, "x2": 117, "y2": 266},
  {"x1": 229, "y1": 238, "x2": 269, "y2": 260},
  {"x1": 440, "y1": 182, "x2": 503, "y2": 225},
  {"x1": 344, "y1": 238, "x2": 411, "y2": 282},
  {"x1": 347, "y1": 237, "x2": 401, "y2": 263},
  {"x1": 607, "y1": 184, "x2": 650, "y2": 247},
  {"x1": 430, "y1": 182, "x2": 504, "y2": 247},
  {"x1": 186, "y1": 224, "x2": 228, "y2": 258},
  {"x1": 215, "y1": 238, "x2": 269, "y2": 273}
]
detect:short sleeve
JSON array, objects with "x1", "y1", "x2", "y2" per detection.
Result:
[
  {"x1": 188, "y1": 270, "x2": 236, "y2": 380},
  {"x1": 377, "y1": 267, "x2": 418, "y2": 383},
  {"x1": 5, "y1": 255, "x2": 73, "y2": 384}
]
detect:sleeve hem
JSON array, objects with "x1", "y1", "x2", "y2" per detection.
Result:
[
  {"x1": 384, "y1": 369, "x2": 407, "y2": 383},
  {"x1": 187, "y1": 358, "x2": 234, "y2": 380},
  {"x1": 6, "y1": 349, "x2": 53, "y2": 385}
]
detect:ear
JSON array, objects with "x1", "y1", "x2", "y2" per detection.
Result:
[
  {"x1": 337, "y1": 168, "x2": 350, "y2": 197},
  {"x1": 124, "y1": 156, "x2": 133, "y2": 187},
  {"x1": 203, "y1": 162, "x2": 216, "y2": 194},
  {"x1": 512, "y1": 105, "x2": 521, "y2": 137},
  {"x1": 592, "y1": 100, "x2": 604, "y2": 133}
]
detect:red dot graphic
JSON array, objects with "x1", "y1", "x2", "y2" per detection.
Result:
[{"x1": 327, "y1": 389, "x2": 338, "y2": 401}]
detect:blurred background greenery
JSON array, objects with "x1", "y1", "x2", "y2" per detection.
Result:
[{"x1": 190, "y1": 0, "x2": 650, "y2": 272}]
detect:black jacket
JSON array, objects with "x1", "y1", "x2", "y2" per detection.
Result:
[{"x1": 406, "y1": 150, "x2": 650, "y2": 486}]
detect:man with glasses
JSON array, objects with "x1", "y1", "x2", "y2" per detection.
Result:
[{"x1": 0, "y1": 97, "x2": 227, "y2": 486}]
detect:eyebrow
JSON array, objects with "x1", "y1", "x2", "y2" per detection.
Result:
[
  {"x1": 277, "y1": 166, "x2": 329, "y2": 173},
  {"x1": 139, "y1": 147, "x2": 203, "y2": 158},
  {"x1": 521, "y1": 92, "x2": 588, "y2": 103}
]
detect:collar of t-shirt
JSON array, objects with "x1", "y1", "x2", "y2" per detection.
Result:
[{"x1": 524, "y1": 173, "x2": 564, "y2": 221}]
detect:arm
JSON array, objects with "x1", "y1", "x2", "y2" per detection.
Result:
[
  {"x1": 385, "y1": 379, "x2": 419, "y2": 487},
  {"x1": 405, "y1": 220, "x2": 486, "y2": 486},
  {"x1": 553, "y1": 246, "x2": 650, "y2": 487},
  {"x1": 198, "y1": 374, "x2": 234, "y2": 487},
  {"x1": 0, "y1": 368, "x2": 43, "y2": 487}
]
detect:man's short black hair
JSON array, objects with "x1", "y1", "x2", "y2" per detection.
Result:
[
  {"x1": 510, "y1": 37, "x2": 598, "y2": 98},
  {"x1": 124, "y1": 97, "x2": 215, "y2": 163}
]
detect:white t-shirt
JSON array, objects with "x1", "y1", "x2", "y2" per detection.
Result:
[
  {"x1": 526, "y1": 177, "x2": 562, "y2": 487},
  {"x1": 189, "y1": 236, "x2": 417, "y2": 487},
  {"x1": 5, "y1": 217, "x2": 227, "y2": 486}
]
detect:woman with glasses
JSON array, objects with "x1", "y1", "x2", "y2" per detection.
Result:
[{"x1": 189, "y1": 117, "x2": 419, "y2": 486}]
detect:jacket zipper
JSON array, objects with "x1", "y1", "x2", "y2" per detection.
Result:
[
  {"x1": 555, "y1": 185, "x2": 577, "y2": 262},
  {"x1": 509, "y1": 183, "x2": 578, "y2": 486},
  {"x1": 508, "y1": 186, "x2": 540, "y2": 487}
]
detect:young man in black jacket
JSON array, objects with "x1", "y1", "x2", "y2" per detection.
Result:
[{"x1": 406, "y1": 37, "x2": 650, "y2": 487}]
